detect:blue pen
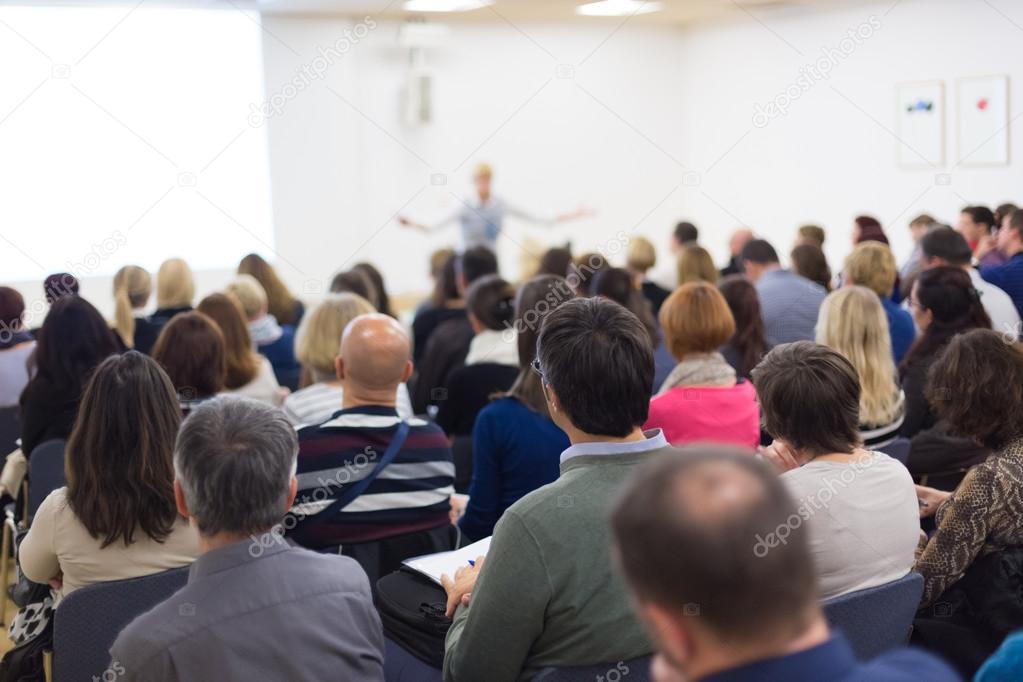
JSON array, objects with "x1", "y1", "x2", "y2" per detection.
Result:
[{"x1": 467, "y1": 559, "x2": 476, "y2": 567}]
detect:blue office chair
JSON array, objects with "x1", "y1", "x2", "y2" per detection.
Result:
[
  {"x1": 52, "y1": 567, "x2": 189, "y2": 682},
  {"x1": 27, "y1": 439, "x2": 67, "y2": 521},
  {"x1": 822, "y1": 572, "x2": 924, "y2": 660},
  {"x1": 533, "y1": 655, "x2": 653, "y2": 681},
  {"x1": 384, "y1": 637, "x2": 443, "y2": 682},
  {"x1": 881, "y1": 437, "x2": 911, "y2": 466}
]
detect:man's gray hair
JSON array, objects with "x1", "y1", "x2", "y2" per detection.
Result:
[{"x1": 174, "y1": 396, "x2": 298, "y2": 537}]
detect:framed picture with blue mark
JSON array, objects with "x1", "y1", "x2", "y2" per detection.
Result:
[{"x1": 896, "y1": 81, "x2": 945, "y2": 168}]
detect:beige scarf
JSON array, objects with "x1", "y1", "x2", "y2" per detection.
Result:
[{"x1": 658, "y1": 351, "x2": 737, "y2": 395}]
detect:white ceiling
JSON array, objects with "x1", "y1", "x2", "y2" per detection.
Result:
[{"x1": 0, "y1": 0, "x2": 882, "y2": 26}]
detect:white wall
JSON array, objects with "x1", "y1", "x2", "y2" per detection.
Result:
[
  {"x1": 671, "y1": 0, "x2": 1023, "y2": 269},
  {"x1": 259, "y1": 16, "x2": 689, "y2": 298}
]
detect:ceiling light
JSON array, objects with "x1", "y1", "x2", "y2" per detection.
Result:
[
  {"x1": 402, "y1": 0, "x2": 493, "y2": 12},
  {"x1": 576, "y1": 0, "x2": 663, "y2": 17}
]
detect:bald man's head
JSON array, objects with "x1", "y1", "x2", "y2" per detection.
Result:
[
  {"x1": 611, "y1": 448, "x2": 817, "y2": 644},
  {"x1": 337, "y1": 314, "x2": 412, "y2": 395}
]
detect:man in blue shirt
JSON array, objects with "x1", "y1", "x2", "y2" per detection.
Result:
[
  {"x1": 742, "y1": 239, "x2": 827, "y2": 346},
  {"x1": 610, "y1": 448, "x2": 961, "y2": 682},
  {"x1": 979, "y1": 209, "x2": 1023, "y2": 320}
]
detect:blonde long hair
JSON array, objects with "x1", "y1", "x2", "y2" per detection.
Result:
[
  {"x1": 816, "y1": 286, "x2": 902, "y2": 426},
  {"x1": 112, "y1": 265, "x2": 152, "y2": 348},
  {"x1": 295, "y1": 293, "x2": 375, "y2": 382},
  {"x1": 156, "y1": 258, "x2": 195, "y2": 310}
]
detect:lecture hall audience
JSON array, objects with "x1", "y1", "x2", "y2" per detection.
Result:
[
  {"x1": 754, "y1": 342, "x2": 919, "y2": 600},
  {"x1": 442, "y1": 297, "x2": 670, "y2": 680},
  {"x1": 645, "y1": 282, "x2": 759, "y2": 449},
  {"x1": 816, "y1": 286, "x2": 906, "y2": 449},
  {"x1": 7, "y1": 199, "x2": 1023, "y2": 681},
  {"x1": 455, "y1": 275, "x2": 573, "y2": 541},
  {"x1": 287, "y1": 314, "x2": 454, "y2": 583},
  {"x1": 610, "y1": 448, "x2": 959, "y2": 682},
  {"x1": 196, "y1": 293, "x2": 283, "y2": 405},
  {"x1": 20, "y1": 352, "x2": 199, "y2": 600},
  {"x1": 110, "y1": 397, "x2": 385, "y2": 681},
  {"x1": 741, "y1": 238, "x2": 826, "y2": 346},
  {"x1": 843, "y1": 242, "x2": 916, "y2": 364}
]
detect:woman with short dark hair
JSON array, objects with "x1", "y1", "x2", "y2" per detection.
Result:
[
  {"x1": 151, "y1": 311, "x2": 226, "y2": 414},
  {"x1": 19, "y1": 296, "x2": 118, "y2": 457},
  {"x1": 20, "y1": 352, "x2": 198, "y2": 599},
  {"x1": 753, "y1": 341, "x2": 919, "y2": 599},
  {"x1": 915, "y1": 330, "x2": 1023, "y2": 606}
]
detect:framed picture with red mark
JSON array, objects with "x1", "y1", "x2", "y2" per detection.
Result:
[{"x1": 957, "y1": 75, "x2": 1009, "y2": 166}]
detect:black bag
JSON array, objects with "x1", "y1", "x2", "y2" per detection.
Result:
[{"x1": 375, "y1": 568, "x2": 451, "y2": 668}]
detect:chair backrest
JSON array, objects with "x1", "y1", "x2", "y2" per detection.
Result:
[
  {"x1": 822, "y1": 571, "x2": 924, "y2": 660},
  {"x1": 27, "y1": 439, "x2": 67, "y2": 519},
  {"x1": 53, "y1": 567, "x2": 189, "y2": 682},
  {"x1": 533, "y1": 655, "x2": 652, "y2": 682},
  {"x1": 0, "y1": 405, "x2": 20, "y2": 456},
  {"x1": 881, "y1": 437, "x2": 911, "y2": 465}
]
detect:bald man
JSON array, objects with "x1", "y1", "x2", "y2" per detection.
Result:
[{"x1": 286, "y1": 313, "x2": 455, "y2": 581}]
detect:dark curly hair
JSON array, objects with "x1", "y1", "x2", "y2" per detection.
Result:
[{"x1": 926, "y1": 330, "x2": 1023, "y2": 450}]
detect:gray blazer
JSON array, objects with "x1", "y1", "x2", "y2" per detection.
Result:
[{"x1": 110, "y1": 536, "x2": 385, "y2": 681}]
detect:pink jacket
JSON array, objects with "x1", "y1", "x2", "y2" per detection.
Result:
[{"x1": 644, "y1": 380, "x2": 760, "y2": 450}]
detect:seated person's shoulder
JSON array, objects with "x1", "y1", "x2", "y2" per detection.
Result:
[
  {"x1": 283, "y1": 545, "x2": 374, "y2": 592},
  {"x1": 861, "y1": 647, "x2": 960, "y2": 681}
]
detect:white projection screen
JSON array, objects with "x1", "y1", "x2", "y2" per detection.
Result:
[{"x1": 0, "y1": 5, "x2": 274, "y2": 282}]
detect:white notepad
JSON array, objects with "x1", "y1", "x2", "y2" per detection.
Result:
[{"x1": 401, "y1": 536, "x2": 492, "y2": 585}]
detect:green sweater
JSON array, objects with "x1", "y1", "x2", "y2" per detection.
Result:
[{"x1": 444, "y1": 447, "x2": 674, "y2": 681}]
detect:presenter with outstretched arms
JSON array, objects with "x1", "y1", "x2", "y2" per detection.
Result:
[{"x1": 398, "y1": 163, "x2": 589, "y2": 252}]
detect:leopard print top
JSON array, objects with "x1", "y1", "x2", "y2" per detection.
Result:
[{"x1": 914, "y1": 436, "x2": 1023, "y2": 606}]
